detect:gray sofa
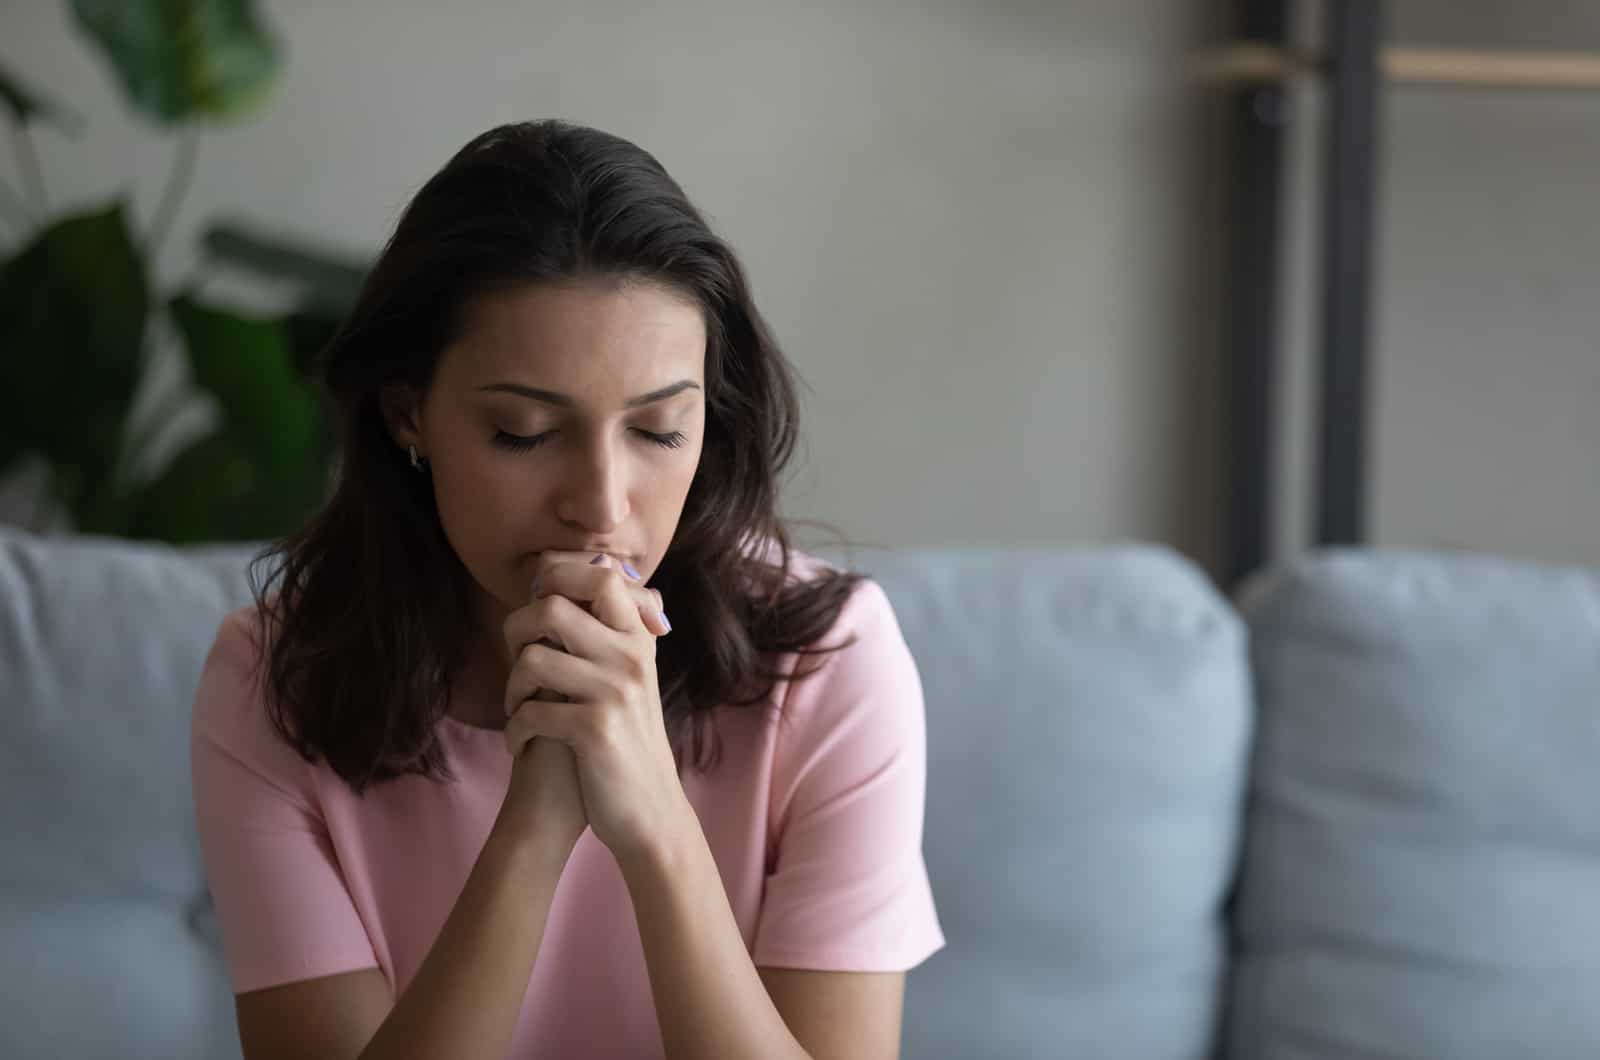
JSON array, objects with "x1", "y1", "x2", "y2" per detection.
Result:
[{"x1": 2, "y1": 525, "x2": 1596, "y2": 1059}]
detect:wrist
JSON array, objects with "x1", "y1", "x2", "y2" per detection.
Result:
[
  {"x1": 615, "y1": 794, "x2": 701, "y2": 884},
  {"x1": 490, "y1": 806, "x2": 581, "y2": 875}
]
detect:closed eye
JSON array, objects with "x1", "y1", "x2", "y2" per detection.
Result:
[
  {"x1": 637, "y1": 429, "x2": 687, "y2": 450},
  {"x1": 492, "y1": 430, "x2": 551, "y2": 452},
  {"x1": 492, "y1": 428, "x2": 687, "y2": 452}
]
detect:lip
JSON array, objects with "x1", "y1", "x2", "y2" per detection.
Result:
[{"x1": 524, "y1": 548, "x2": 635, "y2": 565}]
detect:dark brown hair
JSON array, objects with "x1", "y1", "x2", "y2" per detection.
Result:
[{"x1": 245, "y1": 119, "x2": 863, "y2": 793}]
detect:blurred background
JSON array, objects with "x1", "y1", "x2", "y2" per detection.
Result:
[
  {"x1": 2, "y1": 0, "x2": 1597, "y2": 587},
  {"x1": 5, "y1": 7, "x2": 1600, "y2": 1058}
]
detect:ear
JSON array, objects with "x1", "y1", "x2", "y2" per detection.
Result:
[{"x1": 379, "y1": 383, "x2": 423, "y2": 450}]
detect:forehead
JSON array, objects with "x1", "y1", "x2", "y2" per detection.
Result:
[{"x1": 445, "y1": 278, "x2": 706, "y2": 383}]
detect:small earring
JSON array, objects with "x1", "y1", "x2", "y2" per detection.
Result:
[{"x1": 408, "y1": 443, "x2": 426, "y2": 471}]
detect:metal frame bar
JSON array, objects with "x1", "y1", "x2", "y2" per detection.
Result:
[
  {"x1": 1220, "y1": 0, "x2": 1292, "y2": 591},
  {"x1": 1196, "y1": 43, "x2": 1600, "y2": 90},
  {"x1": 1315, "y1": 0, "x2": 1384, "y2": 547}
]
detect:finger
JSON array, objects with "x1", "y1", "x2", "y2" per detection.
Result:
[
  {"x1": 504, "y1": 589, "x2": 644, "y2": 686},
  {"x1": 534, "y1": 553, "x2": 667, "y2": 635},
  {"x1": 505, "y1": 731, "x2": 579, "y2": 780},
  {"x1": 586, "y1": 555, "x2": 644, "y2": 635},
  {"x1": 506, "y1": 696, "x2": 601, "y2": 756},
  {"x1": 540, "y1": 577, "x2": 668, "y2": 636},
  {"x1": 503, "y1": 593, "x2": 613, "y2": 666},
  {"x1": 637, "y1": 586, "x2": 670, "y2": 637},
  {"x1": 533, "y1": 555, "x2": 645, "y2": 636},
  {"x1": 537, "y1": 549, "x2": 645, "y2": 582},
  {"x1": 507, "y1": 704, "x2": 573, "y2": 757},
  {"x1": 501, "y1": 639, "x2": 612, "y2": 719},
  {"x1": 505, "y1": 706, "x2": 541, "y2": 757}
]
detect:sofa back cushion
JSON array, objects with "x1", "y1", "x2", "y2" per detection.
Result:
[
  {"x1": 1225, "y1": 549, "x2": 1600, "y2": 1059},
  {"x1": 828, "y1": 546, "x2": 1253, "y2": 1060},
  {"x1": 0, "y1": 528, "x2": 270, "y2": 1059},
  {"x1": 0, "y1": 530, "x2": 1255, "y2": 1060}
]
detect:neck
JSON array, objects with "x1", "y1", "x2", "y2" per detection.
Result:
[{"x1": 448, "y1": 605, "x2": 515, "y2": 730}]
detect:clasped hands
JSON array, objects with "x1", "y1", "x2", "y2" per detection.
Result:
[{"x1": 499, "y1": 551, "x2": 687, "y2": 865}]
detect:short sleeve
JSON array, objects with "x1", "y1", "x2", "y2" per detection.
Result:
[
  {"x1": 752, "y1": 578, "x2": 946, "y2": 972},
  {"x1": 190, "y1": 611, "x2": 380, "y2": 995}
]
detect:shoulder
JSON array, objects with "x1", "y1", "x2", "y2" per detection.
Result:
[
  {"x1": 193, "y1": 604, "x2": 271, "y2": 729},
  {"x1": 749, "y1": 540, "x2": 893, "y2": 623},
  {"x1": 772, "y1": 551, "x2": 922, "y2": 730},
  {"x1": 190, "y1": 602, "x2": 317, "y2": 808},
  {"x1": 760, "y1": 554, "x2": 930, "y2": 842},
  {"x1": 781, "y1": 547, "x2": 903, "y2": 647}
]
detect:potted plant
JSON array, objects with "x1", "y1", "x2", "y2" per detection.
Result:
[{"x1": 0, "y1": 0, "x2": 369, "y2": 543}]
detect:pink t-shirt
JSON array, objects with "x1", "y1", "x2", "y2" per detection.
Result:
[{"x1": 190, "y1": 554, "x2": 944, "y2": 1056}]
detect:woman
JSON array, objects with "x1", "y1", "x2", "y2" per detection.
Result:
[{"x1": 190, "y1": 119, "x2": 943, "y2": 1060}]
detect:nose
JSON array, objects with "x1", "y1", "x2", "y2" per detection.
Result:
[{"x1": 555, "y1": 432, "x2": 630, "y2": 532}]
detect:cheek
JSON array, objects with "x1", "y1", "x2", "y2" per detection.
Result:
[
  {"x1": 659, "y1": 446, "x2": 704, "y2": 511},
  {"x1": 435, "y1": 452, "x2": 548, "y2": 526}
]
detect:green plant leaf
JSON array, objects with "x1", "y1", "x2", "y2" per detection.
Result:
[
  {"x1": 0, "y1": 413, "x2": 30, "y2": 487},
  {"x1": 70, "y1": 0, "x2": 283, "y2": 125},
  {"x1": 0, "y1": 63, "x2": 87, "y2": 132},
  {"x1": 120, "y1": 430, "x2": 249, "y2": 542},
  {"x1": 168, "y1": 293, "x2": 326, "y2": 508},
  {"x1": 280, "y1": 307, "x2": 343, "y2": 382},
  {"x1": 0, "y1": 202, "x2": 147, "y2": 522},
  {"x1": 203, "y1": 218, "x2": 369, "y2": 318},
  {"x1": 122, "y1": 426, "x2": 331, "y2": 543}
]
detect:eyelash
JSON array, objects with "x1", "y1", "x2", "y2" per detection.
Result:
[{"x1": 492, "y1": 428, "x2": 687, "y2": 452}]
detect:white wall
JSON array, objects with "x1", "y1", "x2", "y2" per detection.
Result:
[
  {"x1": 1271, "y1": 0, "x2": 1600, "y2": 570},
  {"x1": 7, "y1": 0, "x2": 1596, "y2": 575},
  {"x1": 0, "y1": 0, "x2": 1218, "y2": 567}
]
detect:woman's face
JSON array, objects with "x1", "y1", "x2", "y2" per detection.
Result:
[{"x1": 384, "y1": 277, "x2": 707, "y2": 637}]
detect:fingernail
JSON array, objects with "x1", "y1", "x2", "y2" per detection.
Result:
[
  {"x1": 660, "y1": 610, "x2": 672, "y2": 632},
  {"x1": 622, "y1": 561, "x2": 641, "y2": 580}
]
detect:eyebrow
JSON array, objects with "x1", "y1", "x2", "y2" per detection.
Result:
[{"x1": 477, "y1": 379, "x2": 702, "y2": 409}]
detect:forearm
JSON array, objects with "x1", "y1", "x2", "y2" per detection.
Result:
[
  {"x1": 619, "y1": 800, "x2": 810, "y2": 1060},
  {"x1": 358, "y1": 809, "x2": 571, "y2": 1060}
]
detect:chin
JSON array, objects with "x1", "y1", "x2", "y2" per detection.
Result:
[{"x1": 465, "y1": 559, "x2": 526, "y2": 606}]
